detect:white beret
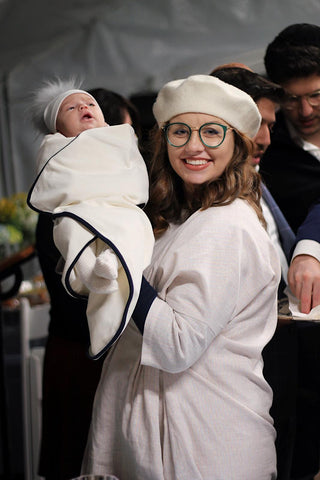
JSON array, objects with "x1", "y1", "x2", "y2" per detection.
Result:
[
  {"x1": 44, "y1": 89, "x2": 96, "y2": 133},
  {"x1": 152, "y1": 74, "x2": 261, "y2": 138}
]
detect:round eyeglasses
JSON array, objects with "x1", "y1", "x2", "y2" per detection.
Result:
[
  {"x1": 282, "y1": 89, "x2": 320, "y2": 110},
  {"x1": 162, "y1": 122, "x2": 233, "y2": 148}
]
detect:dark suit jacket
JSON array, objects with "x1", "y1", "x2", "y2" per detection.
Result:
[
  {"x1": 296, "y1": 199, "x2": 320, "y2": 244},
  {"x1": 260, "y1": 111, "x2": 320, "y2": 234}
]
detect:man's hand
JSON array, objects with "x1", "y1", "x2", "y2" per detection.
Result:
[{"x1": 288, "y1": 255, "x2": 320, "y2": 313}]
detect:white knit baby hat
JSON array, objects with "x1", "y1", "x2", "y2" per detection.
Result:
[{"x1": 31, "y1": 77, "x2": 96, "y2": 134}]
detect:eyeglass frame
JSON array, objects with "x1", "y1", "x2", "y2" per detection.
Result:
[
  {"x1": 281, "y1": 89, "x2": 320, "y2": 110},
  {"x1": 162, "y1": 122, "x2": 234, "y2": 148}
]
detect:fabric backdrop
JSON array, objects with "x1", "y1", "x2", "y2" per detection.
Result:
[{"x1": 0, "y1": 0, "x2": 320, "y2": 197}]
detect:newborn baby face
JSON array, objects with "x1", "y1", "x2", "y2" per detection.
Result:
[{"x1": 56, "y1": 92, "x2": 106, "y2": 137}]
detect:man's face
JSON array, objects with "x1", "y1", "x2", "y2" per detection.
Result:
[
  {"x1": 281, "y1": 73, "x2": 320, "y2": 141},
  {"x1": 251, "y1": 97, "x2": 277, "y2": 167}
]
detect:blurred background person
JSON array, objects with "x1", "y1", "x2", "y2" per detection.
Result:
[
  {"x1": 35, "y1": 86, "x2": 143, "y2": 480},
  {"x1": 211, "y1": 64, "x2": 297, "y2": 480}
]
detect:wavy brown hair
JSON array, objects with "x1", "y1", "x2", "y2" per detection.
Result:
[{"x1": 145, "y1": 125, "x2": 266, "y2": 237}]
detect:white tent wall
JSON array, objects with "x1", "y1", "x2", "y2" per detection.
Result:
[{"x1": 0, "y1": 0, "x2": 320, "y2": 198}]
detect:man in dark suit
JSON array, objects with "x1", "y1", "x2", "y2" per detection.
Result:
[
  {"x1": 211, "y1": 65, "x2": 320, "y2": 311},
  {"x1": 260, "y1": 23, "x2": 320, "y2": 318}
]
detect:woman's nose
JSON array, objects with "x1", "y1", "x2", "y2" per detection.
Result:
[{"x1": 185, "y1": 130, "x2": 205, "y2": 151}]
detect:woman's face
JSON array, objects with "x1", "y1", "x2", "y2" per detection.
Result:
[{"x1": 166, "y1": 113, "x2": 235, "y2": 193}]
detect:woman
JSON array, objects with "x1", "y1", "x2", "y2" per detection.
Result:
[{"x1": 82, "y1": 75, "x2": 280, "y2": 479}]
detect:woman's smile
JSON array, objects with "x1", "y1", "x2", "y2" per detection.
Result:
[{"x1": 184, "y1": 157, "x2": 212, "y2": 168}]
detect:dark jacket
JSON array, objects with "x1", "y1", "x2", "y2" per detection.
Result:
[
  {"x1": 35, "y1": 212, "x2": 90, "y2": 344},
  {"x1": 260, "y1": 111, "x2": 320, "y2": 234},
  {"x1": 296, "y1": 199, "x2": 320, "y2": 244}
]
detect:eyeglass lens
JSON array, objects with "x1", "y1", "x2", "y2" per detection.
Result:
[
  {"x1": 165, "y1": 123, "x2": 227, "y2": 148},
  {"x1": 283, "y1": 90, "x2": 320, "y2": 109}
]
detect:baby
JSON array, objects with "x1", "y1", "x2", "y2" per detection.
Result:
[
  {"x1": 45, "y1": 85, "x2": 119, "y2": 294},
  {"x1": 28, "y1": 79, "x2": 154, "y2": 357}
]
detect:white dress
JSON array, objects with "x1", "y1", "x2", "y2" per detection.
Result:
[{"x1": 82, "y1": 199, "x2": 280, "y2": 480}]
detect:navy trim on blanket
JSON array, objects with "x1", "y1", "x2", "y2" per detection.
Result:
[
  {"x1": 132, "y1": 276, "x2": 157, "y2": 334},
  {"x1": 52, "y1": 210, "x2": 135, "y2": 359},
  {"x1": 63, "y1": 234, "x2": 99, "y2": 300}
]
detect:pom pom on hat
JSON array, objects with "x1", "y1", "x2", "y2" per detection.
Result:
[
  {"x1": 153, "y1": 74, "x2": 261, "y2": 139},
  {"x1": 30, "y1": 77, "x2": 96, "y2": 134}
]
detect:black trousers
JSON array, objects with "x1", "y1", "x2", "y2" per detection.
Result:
[
  {"x1": 290, "y1": 322, "x2": 320, "y2": 479},
  {"x1": 263, "y1": 321, "x2": 320, "y2": 480},
  {"x1": 38, "y1": 334, "x2": 106, "y2": 480},
  {"x1": 263, "y1": 321, "x2": 298, "y2": 480}
]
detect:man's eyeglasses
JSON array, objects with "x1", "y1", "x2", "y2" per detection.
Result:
[
  {"x1": 282, "y1": 89, "x2": 320, "y2": 110},
  {"x1": 162, "y1": 122, "x2": 233, "y2": 148}
]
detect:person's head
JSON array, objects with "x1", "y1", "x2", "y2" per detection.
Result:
[
  {"x1": 264, "y1": 23, "x2": 320, "y2": 140},
  {"x1": 31, "y1": 78, "x2": 106, "y2": 137},
  {"x1": 211, "y1": 65, "x2": 284, "y2": 166},
  {"x1": 88, "y1": 88, "x2": 142, "y2": 140},
  {"x1": 147, "y1": 74, "x2": 263, "y2": 234},
  {"x1": 264, "y1": 23, "x2": 320, "y2": 84},
  {"x1": 55, "y1": 91, "x2": 106, "y2": 137}
]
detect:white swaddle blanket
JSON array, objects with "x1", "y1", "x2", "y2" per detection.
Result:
[{"x1": 28, "y1": 124, "x2": 154, "y2": 357}]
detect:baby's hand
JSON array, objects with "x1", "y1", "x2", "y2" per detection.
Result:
[
  {"x1": 75, "y1": 246, "x2": 119, "y2": 294},
  {"x1": 95, "y1": 249, "x2": 118, "y2": 281}
]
